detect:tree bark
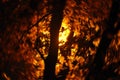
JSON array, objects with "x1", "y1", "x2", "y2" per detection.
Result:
[{"x1": 43, "y1": 0, "x2": 66, "y2": 80}]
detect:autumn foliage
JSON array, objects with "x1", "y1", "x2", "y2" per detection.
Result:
[{"x1": 0, "y1": 0, "x2": 120, "y2": 80}]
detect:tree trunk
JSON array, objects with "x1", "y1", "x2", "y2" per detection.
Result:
[
  {"x1": 43, "y1": 0, "x2": 66, "y2": 80},
  {"x1": 86, "y1": 0, "x2": 120, "y2": 80}
]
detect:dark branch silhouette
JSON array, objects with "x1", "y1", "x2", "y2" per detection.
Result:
[
  {"x1": 43, "y1": 0, "x2": 66, "y2": 80},
  {"x1": 86, "y1": 0, "x2": 120, "y2": 80},
  {"x1": 19, "y1": 12, "x2": 51, "y2": 43}
]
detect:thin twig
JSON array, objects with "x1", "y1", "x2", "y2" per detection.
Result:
[
  {"x1": 19, "y1": 12, "x2": 52, "y2": 42},
  {"x1": 35, "y1": 47, "x2": 45, "y2": 61}
]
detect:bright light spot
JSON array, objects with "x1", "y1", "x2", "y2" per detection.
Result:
[
  {"x1": 95, "y1": 25, "x2": 99, "y2": 31},
  {"x1": 93, "y1": 38, "x2": 100, "y2": 47},
  {"x1": 59, "y1": 19, "x2": 70, "y2": 46}
]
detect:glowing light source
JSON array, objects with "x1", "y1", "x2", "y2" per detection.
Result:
[{"x1": 59, "y1": 19, "x2": 70, "y2": 46}]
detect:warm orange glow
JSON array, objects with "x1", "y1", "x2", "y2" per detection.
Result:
[
  {"x1": 59, "y1": 18, "x2": 71, "y2": 46},
  {"x1": 2, "y1": 73, "x2": 10, "y2": 80},
  {"x1": 93, "y1": 38, "x2": 100, "y2": 47}
]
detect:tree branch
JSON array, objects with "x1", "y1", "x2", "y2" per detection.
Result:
[
  {"x1": 86, "y1": 0, "x2": 120, "y2": 79},
  {"x1": 35, "y1": 47, "x2": 45, "y2": 61},
  {"x1": 19, "y1": 12, "x2": 52, "y2": 43}
]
